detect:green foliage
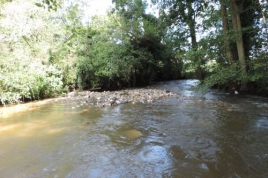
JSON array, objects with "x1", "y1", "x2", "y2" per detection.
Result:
[
  {"x1": 247, "y1": 52, "x2": 268, "y2": 94},
  {"x1": 76, "y1": 14, "x2": 151, "y2": 89},
  {"x1": 0, "y1": 62, "x2": 63, "y2": 105},
  {"x1": 1, "y1": 0, "x2": 268, "y2": 105},
  {"x1": 75, "y1": 5, "x2": 180, "y2": 89},
  {"x1": 35, "y1": 0, "x2": 61, "y2": 11},
  {"x1": 199, "y1": 64, "x2": 239, "y2": 91},
  {"x1": 0, "y1": 0, "x2": 68, "y2": 104}
]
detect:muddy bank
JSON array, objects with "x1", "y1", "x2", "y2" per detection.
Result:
[{"x1": 0, "y1": 87, "x2": 178, "y2": 117}]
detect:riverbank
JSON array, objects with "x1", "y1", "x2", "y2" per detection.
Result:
[{"x1": 0, "y1": 87, "x2": 178, "y2": 118}]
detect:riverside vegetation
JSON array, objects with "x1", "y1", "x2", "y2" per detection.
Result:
[{"x1": 0, "y1": 0, "x2": 267, "y2": 105}]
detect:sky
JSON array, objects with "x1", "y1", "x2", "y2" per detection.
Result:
[
  {"x1": 82, "y1": 0, "x2": 158, "y2": 23},
  {"x1": 83, "y1": 0, "x2": 114, "y2": 19}
]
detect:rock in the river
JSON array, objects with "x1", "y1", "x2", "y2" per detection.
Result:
[
  {"x1": 65, "y1": 87, "x2": 178, "y2": 107},
  {"x1": 123, "y1": 129, "x2": 143, "y2": 139}
]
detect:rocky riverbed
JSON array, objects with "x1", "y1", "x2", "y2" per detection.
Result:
[
  {"x1": 65, "y1": 87, "x2": 178, "y2": 108},
  {"x1": 0, "y1": 87, "x2": 179, "y2": 117}
]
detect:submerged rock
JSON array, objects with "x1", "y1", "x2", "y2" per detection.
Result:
[{"x1": 123, "y1": 129, "x2": 143, "y2": 139}]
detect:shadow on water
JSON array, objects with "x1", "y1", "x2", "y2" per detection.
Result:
[{"x1": 1, "y1": 80, "x2": 268, "y2": 177}]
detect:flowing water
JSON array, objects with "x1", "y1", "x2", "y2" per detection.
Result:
[{"x1": 0, "y1": 80, "x2": 268, "y2": 178}]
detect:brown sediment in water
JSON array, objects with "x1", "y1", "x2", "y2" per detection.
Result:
[{"x1": 0, "y1": 98, "x2": 64, "y2": 118}]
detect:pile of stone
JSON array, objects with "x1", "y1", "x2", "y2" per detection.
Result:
[{"x1": 66, "y1": 87, "x2": 178, "y2": 107}]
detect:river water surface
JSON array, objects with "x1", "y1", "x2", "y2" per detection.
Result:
[{"x1": 1, "y1": 80, "x2": 268, "y2": 178}]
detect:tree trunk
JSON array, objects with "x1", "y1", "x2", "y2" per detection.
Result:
[
  {"x1": 220, "y1": 0, "x2": 233, "y2": 64},
  {"x1": 186, "y1": 0, "x2": 203, "y2": 80},
  {"x1": 230, "y1": 0, "x2": 247, "y2": 90}
]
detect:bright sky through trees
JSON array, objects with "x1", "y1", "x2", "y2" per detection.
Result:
[
  {"x1": 83, "y1": 0, "x2": 113, "y2": 21},
  {"x1": 82, "y1": 0, "x2": 158, "y2": 23}
]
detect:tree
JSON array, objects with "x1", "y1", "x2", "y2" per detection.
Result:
[
  {"x1": 35, "y1": 0, "x2": 61, "y2": 11},
  {"x1": 230, "y1": 0, "x2": 247, "y2": 90},
  {"x1": 0, "y1": 0, "x2": 65, "y2": 104},
  {"x1": 0, "y1": 0, "x2": 83, "y2": 104},
  {"x1": 163, "y1": 0, "x2": 205, "y2": 79},
  {"x1": 220, "y1": 0, "x2": 233, "y2": 65}
]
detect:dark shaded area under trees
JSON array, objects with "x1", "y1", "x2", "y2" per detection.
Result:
[{"x1": 0, "y1": 0, "x2": 268, "y2": 105}]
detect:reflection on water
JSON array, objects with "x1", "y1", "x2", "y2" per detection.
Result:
[{"x1": 1, "y1": 80, "x2": 268, "y2": 177}]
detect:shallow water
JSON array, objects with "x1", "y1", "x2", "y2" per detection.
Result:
[{"x1": 1, "y1": 80, "x2": 268, "y2": 178}]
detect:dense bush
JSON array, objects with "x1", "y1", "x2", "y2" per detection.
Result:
[
  {"x1": 0, "y1": 0, "x2": 69, "y2": 104},
  {"x1": 0, "y1": 61, "x2": 64, "y2": 105},
  {"x1": 75, "y1": 13, "x2": 177, "y2": 90}
]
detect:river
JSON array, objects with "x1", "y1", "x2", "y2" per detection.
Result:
[{"x1": 0, "y1": 80, "x2": 268, "y2": 178}]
